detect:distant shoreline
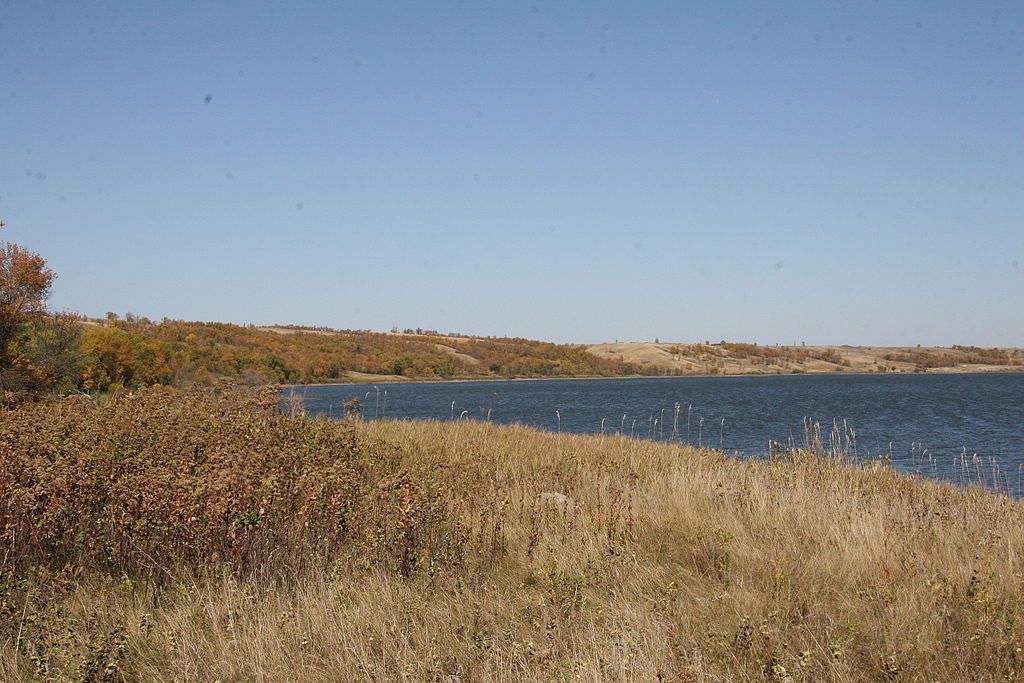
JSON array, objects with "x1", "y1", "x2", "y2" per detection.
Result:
[{"x1": 280, "y1": 366, "x2": 1024, "y2": 389}]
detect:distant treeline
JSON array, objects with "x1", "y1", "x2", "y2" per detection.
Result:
[
  {"x1": 59, "y1": 315, "x2": 638, "y2": 390},
  {"x1": 0, "y1": 236, "x2": 633, "y2": 399},
  {"x1": 882, "y1": 347, "x2": 1016, "y2": 369},
  {"x1": 2, "y1": 235, "x2": 1019, "y2": 403},
  {"x1": 9, "y1": 313, "x2": 1021, "y2": 397}
]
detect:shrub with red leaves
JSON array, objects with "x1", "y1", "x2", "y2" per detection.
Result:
[{"x1": 0, "y1": 385, "x2": 465, "y2": 582}]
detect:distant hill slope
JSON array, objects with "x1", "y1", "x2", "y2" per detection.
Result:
[
  {"x1": 74, "y1": 316, "x2": 1023, "y2": 390},
  {"x1": 588, "y1": 341, "x2": 1024, "y2": 376},
  {"x1": 75, "y1": 318, "x2": 636, "y2": 389}
]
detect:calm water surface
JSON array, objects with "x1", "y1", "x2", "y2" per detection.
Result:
[{"x1": 290, "y1": 373, "x2": 1024, "y2": 489}]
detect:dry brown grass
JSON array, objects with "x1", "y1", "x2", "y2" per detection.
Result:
[{"x1": 2, "y1": 388, "x2": 1023, "y2": 681}]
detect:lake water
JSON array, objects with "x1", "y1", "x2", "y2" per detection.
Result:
[{"x1": 289, "y1": 373, "x2": 1024, "y2": 491}]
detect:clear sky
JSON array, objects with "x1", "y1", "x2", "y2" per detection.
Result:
[{"x1": 2, "y1": 2, "x2": 1022, "y2": 345}]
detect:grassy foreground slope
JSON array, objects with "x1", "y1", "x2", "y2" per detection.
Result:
[{"x1": 2, "y1": 388, "x2": 1023, "y2": 681}]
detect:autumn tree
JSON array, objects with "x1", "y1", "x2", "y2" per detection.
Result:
[
  {"x1": 0, "y1": 239, "x2": 58, "y2": 399},
  {"x1": 8, "y1": 312, "x2": 82, "y2": 394}
]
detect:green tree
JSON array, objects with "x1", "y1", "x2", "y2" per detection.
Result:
[{"x1": 9, "y1": 312, "x2": 83, "y2": 394}]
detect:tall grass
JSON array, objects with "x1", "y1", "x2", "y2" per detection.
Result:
[{"x1": 2, "y1": 386, "x2": 1023, "y2": 681}]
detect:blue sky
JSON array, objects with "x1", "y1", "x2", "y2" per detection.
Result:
[{"x1": 2, "y1": 1, "x2": 1022, "y2": 345}]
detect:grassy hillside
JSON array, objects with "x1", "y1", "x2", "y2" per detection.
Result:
[
  {"x1": 3, "y1": 387, "x2": 1023, "y2": 681},
  {"x1": 70, "y1": 317, "x2": 1024, "y2": 393},
  {"x1": 73, "y1": 317, "x2": 637, "y2": 390},
  {"x1": 589, "y1": 341, "x2": 1024, "y2": 376}
]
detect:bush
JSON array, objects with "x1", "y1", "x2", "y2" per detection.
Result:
[{"x1": 0, "y1": 385, "x2": 467, "y2": 581}]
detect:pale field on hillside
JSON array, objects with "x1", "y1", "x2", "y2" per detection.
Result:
[
  {"x1": 588, "y1": 342, "x2": 1024, "y2": 376},
  {"x1": 260, "y1": 326, "x2": 1024, "y2": 377}
]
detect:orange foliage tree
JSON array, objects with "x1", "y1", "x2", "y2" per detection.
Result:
[{"x1": 0, "y1": 239, "x2": 57, "y2": 400}]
